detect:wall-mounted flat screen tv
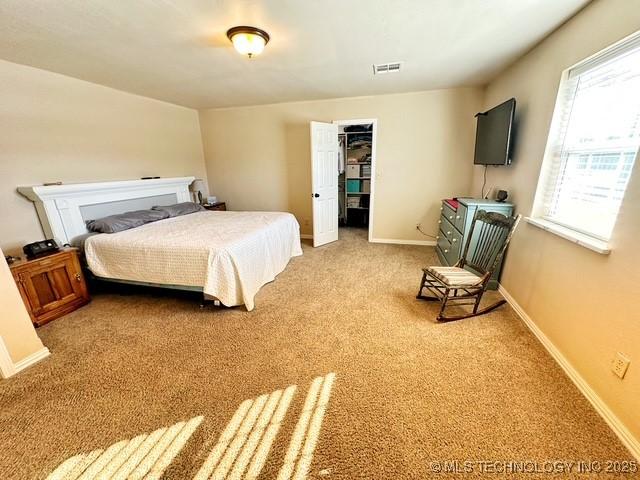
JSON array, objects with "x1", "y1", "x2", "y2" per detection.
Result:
[{"x1": 473, "y1": 98, "x2": 516, "y2": 166}]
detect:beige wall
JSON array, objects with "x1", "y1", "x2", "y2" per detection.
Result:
[
  {"x1": 0, "y1": 247, "x2": 46, "y2": 369},
  {"x1": 472, "y1": 0, "x2": 640, "y2": 445},
  {"x1": 0, "y1": 59, "x2": 207, "y2": 256},
  {"x1": 199, "y1": 88, "x2": 482, "y2": 240}
]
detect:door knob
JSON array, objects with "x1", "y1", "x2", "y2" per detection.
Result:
[{"x1": 313, "y1": 193, "x2": 320, "y2": 198}]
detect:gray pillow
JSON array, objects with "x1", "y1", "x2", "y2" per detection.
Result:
[
  {"x1": 152, "y1": 202, "x2": 205, "y2": 218},
  {"x1": 86, "y1": 209, "x2": 169, "y2": 234}
]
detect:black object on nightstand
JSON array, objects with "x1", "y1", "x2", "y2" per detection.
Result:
[{"x1": 203, "y1": 202, "x2": 227, "y2": 211}]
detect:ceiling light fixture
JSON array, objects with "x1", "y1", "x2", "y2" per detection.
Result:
[{"x1": 226, "y1": 26, "x2": 270, "y2": 58}]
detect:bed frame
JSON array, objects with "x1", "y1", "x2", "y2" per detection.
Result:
[
  {"x1": 18, "y1": 177, "x2": 195, "y2": 246},
  {"x1": 18, "y1": 177, "x2": 211, "y2": 298}
]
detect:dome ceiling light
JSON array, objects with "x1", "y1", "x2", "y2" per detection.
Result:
[{"x1": 226, "y1": 26, "x2": 270, "y2": 58}]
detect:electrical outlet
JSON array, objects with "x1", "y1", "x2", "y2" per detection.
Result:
[{"x1": 611, "y1": 352, "x2": 630, "y2": 379}]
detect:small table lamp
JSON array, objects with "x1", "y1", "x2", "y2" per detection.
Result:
[{"x1": 189, "y1": 179, "x2": 206, "y2": 204}]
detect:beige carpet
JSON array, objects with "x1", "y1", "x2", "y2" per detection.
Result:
[{"x1": 0, "y1": 228, "x2": 635, "y2": 479}]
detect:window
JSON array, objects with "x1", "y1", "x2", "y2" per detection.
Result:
[{"x1": 532, "y1": 33, "x2": 640, "y2": 243}]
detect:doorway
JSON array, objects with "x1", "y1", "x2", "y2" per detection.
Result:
[
  {"x1": 335, "y1": 119, "x2": 377, "y2": 242},
  {"x1": 309, "y1": 119, "x2": 378, "y2": 247}
]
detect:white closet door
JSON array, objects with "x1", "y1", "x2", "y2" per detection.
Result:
[{"x1": 310, "y1": 121, "x2": 339, "y2": 247}]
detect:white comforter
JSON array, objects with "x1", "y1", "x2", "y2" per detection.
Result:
[{"x1": 84, "y1": 211, "x2": 302, "y2": 310}]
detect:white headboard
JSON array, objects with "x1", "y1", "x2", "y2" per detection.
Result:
[{"x1": 18, "y1": 177, "x2": 195, "y2": 246}]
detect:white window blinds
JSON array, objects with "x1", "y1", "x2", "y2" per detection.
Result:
[{"x1": 536, "y1": 33, "x2": 640, "y2": 241}]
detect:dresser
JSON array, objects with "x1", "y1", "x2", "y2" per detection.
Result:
[
  {"x1": 436, "y1": 198, "x2": 514, "y2": 289},
  {"x1": 10, "y1": 249, "x2": 90, "y2": 326}
]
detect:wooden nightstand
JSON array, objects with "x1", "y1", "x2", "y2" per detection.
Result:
[
  {"x1": 9, "y1": 248, "x2": 90, "y2": 327},
  {"x1": 203, "y1": 202, "x2": 227, "y2": 211}
]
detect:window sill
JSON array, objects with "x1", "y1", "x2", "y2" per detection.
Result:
[{"x1": 525, "y1": 217, "x2": 611, "y2": 255}]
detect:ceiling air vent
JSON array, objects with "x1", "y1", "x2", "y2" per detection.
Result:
[{"x1": 373, "y1": 62, "x2": 402, "y2": 75}]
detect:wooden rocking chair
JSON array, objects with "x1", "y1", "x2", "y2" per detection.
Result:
[{"x1": 417, "y1": 210, "x2": 522, "y2": 321}]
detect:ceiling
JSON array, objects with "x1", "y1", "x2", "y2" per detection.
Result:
[{"x1": 0, "y1": 0, "x2": 589, "y2": 109}]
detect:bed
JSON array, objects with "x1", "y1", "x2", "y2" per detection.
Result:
[
  {"x1": 84, "y1": 210, "x2": 301, "y2": 310},
  {"x1": 18, "y1": 177, "x2": 302, "y2": 311}
]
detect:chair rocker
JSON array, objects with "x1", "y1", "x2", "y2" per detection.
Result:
[{"x1": 417, "y1": 210, "x2": 521, "y2": 322}]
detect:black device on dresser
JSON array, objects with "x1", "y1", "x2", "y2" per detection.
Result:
[{"x1": 23, "y1": 239, "x2": 60, "y2": 259}]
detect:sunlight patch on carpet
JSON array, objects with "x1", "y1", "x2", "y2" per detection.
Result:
[
  {"x1": 277, "y1": 373, "x2": 336, "y2": 480},
  {"x1": 45, "y1": 416, "x2": 203, "y2": 480},
  {"x1": 44, "y1": 374, "x2": 336, "y2": 480},
  {"x1": 194, "y1": 385, "x2": 297, "y2": 480}
]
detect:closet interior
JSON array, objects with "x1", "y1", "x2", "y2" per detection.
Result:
[{"x1": 338, "y1": 122, "x2": 373, "y2": 229}]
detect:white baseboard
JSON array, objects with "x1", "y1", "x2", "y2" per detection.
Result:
[
  {"x1": 300, "y1": 233, "x2": 435, "y2": 246},
  {"x1": 370, "y1": 237, "x2": 436, "y2": 246},
  {"x1": 498, "y1": 285, "x2": 640, "y2": 461},
  {"x1": 13, "y1": 347, "x2": 51, "y2": 375},
  {"x1": 0, "y1": 336, "x2": 16, "y2": 379}
]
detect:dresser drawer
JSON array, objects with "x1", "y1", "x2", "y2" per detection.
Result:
[
  {"x1": 436, "y1": 234, "x2": 460, "y2": 266},
  {"x1": 440, "y1": 215, "x2": 457, "y2": 242},
  {"x1": 440, "y1": 216, "x2": 463, "y2": 259},
  {"x1": 437, "y1": 235, "x2": 452, "y2": 261},
  {"x1": 454, "y1": 203, "x2": 467, "y2": 232},
  {"x1": 442, "y1": 202, "x2": 457, "y2": 224},
  {"x1": 449, "y1": 226, "x2": 463, "y2": 255}
]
